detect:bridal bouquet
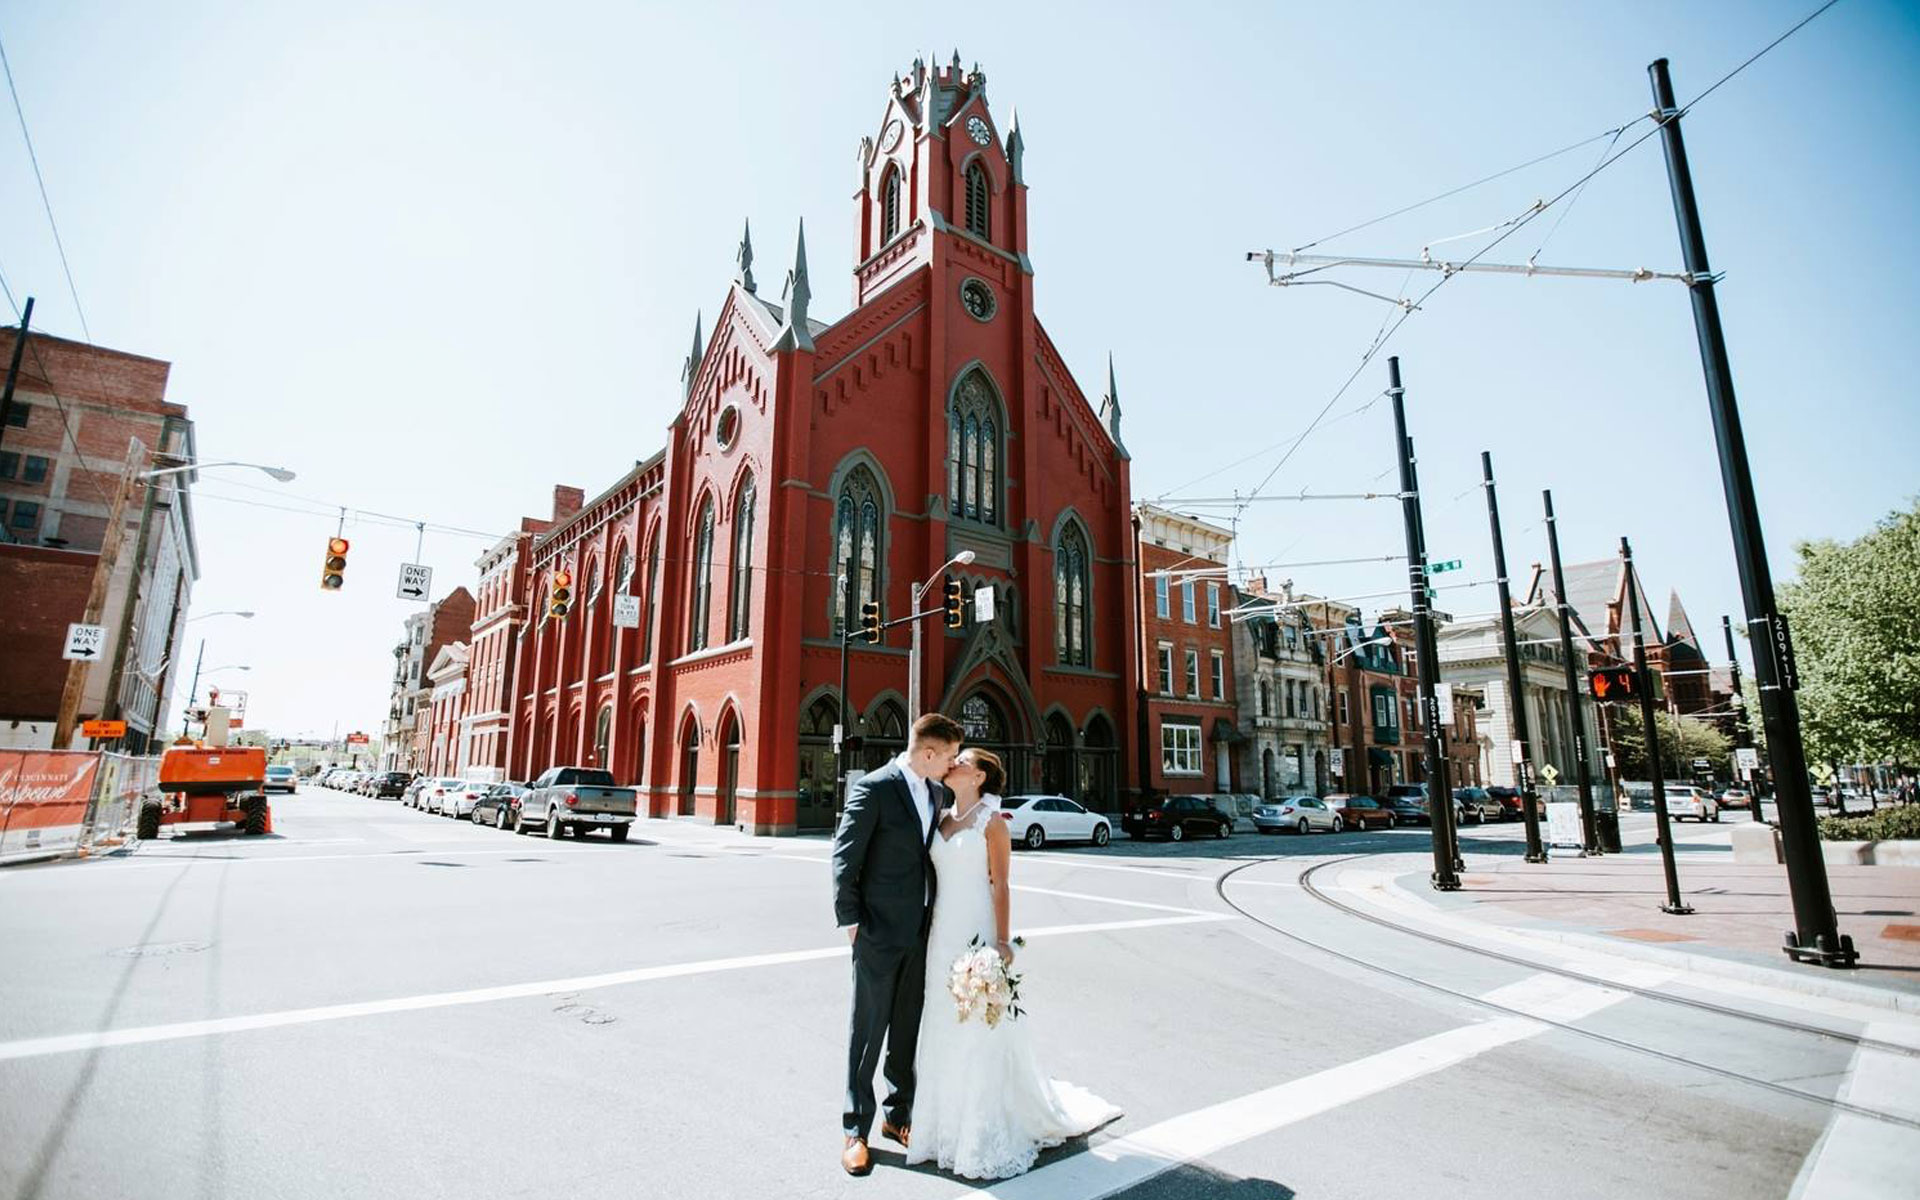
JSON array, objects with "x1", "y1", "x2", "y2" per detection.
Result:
[{"x1": 948, "y1": 936, "x2": 1027, "y2": 1027}]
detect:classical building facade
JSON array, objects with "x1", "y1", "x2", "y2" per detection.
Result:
[
  {"x1": 507, "y1": 58, "x2": 1137, "y2": 833},
  {"x1": 1436, "y1": 606, "x2": 1606, "y2": 790},
  {"x1": 383, "y1": 587, "x2": 474, "y2": 774},
  {"x1": 1135, "y1": 504, "x2": 1239, "y2": 798},
  {"x1": 1233, "y1": 576, "x2": 1330, "y2": 797},
  {"x1": 425, "y1": 641, "x2": 470, "y2": 777}
]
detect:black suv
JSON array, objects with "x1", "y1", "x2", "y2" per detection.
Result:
[
  {"x1": 1123, "y1": 795, "x2": 1233, "y2": 842},
  {"x1": 374, "y1": 771, "x2": 413, "y2": 800}
]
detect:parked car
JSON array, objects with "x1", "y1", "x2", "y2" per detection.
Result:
[
  {"x1": 471, "y1": 783, "x2": 527, "y2": 829},
  {"x1": 1453, "y1": 787, "x2": 1502, "y2": 824},
  {"x1": 418, "y1": 777, "x2": 465, "y2": 814},
  {"x1": 1254, "y1": 795, "x2": 1340, "y2": 834},
  {"x1": 1664, "y1": 784, "x2": 1720, "y2": 822},
  {"x1": 519, "y1": 766, "x2": 639, "y2": 840},
  {"x1": 1322, "y1": 793, "x2": 1395, "y2": 831},
  {"x1": 263, "y1": 765, "x2": 298, "y2": 794},
  {"x1": 1718, "y1": 787, "x2": 1752, "y2": 810},
  {"x1": 1385, "y1": 782, "x2": 1470, "y2": 826},
  {"x1": 374, "y1": 771, "x2": 412, "y2": 800},
  {"x1": 1122, "y1": 795, "x2": 1232, "y2": 842},
  {"x1": 402, "y1": 776, "x2": 431, "y2": 807},
  {"x1": 1485, "y1": 786, "x2": 1525, "y2": 821},
  {"x1": 443, "y1": 779, "x2": 495, "y2": 819},
  {"x1": 998, "y1": 795, "x2": 1111, "y2": 849}
]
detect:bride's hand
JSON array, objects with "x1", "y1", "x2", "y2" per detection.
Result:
[{"x1": 995, "y1": 940, "x2": 1014, "y2": 966}]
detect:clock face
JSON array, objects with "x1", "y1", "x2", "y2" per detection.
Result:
[
  {"x1": 966, "y1": 115, "x2": 991, "y2": 146},
  {"x1": 880, "y1": 120, "x2": 903, "y2": 152}
]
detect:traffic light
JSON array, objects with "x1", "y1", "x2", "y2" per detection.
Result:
[
  {"x1": 944, "y1": 576, "x2": 965, "y2": 629},
  {"x1": 859, "y1": 600, "x2": 882, "y2": 643},
  {"x1": 320, "y1": 537, "x2": 350, "y2": 589},
  {"x1": 548, "y1": 569, "x2": 573, "y2": 619},
  {"x1": 1587, "y1": 665, "x2": 1641, "y2": 703}
]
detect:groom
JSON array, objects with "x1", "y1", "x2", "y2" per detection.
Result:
[{"x1": 830, "y1": 711, "x2": 965, "y2": 1176}]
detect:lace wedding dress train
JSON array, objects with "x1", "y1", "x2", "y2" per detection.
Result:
[{"x1": 905, "y1": 798, "x2": 1122, "y2": 1180}]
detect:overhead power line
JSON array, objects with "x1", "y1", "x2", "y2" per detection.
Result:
[{"x1": 0, "y1": 30, "x2": 91, "y2": 343}]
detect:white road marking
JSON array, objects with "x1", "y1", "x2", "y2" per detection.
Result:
[
  {"x1": 1790, "y1": 1043, "x2": 1920, "y2": 1199},
  {"x1": 1010, "y1": 884, "x2": 1218, "y2": 918},
  {"x1": 12, "y1": 846, "x2": 603, "y2": 874},
  {"x1": 0, "y1": 913, "x2": 1230, "y2": 1062},
  {"x1": 958, "y1": 971, "x2": 1645, "y2": 1200}
]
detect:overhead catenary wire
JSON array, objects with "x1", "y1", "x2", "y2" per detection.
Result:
[{"x1": 0, "y1": 30, "x2": 91, "y2": 343}]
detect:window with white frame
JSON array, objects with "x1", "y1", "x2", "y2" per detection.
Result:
[
  {"x1": 1155, "y1": 574, "x2": 1170, "y2": 619},
  {"x1": 1161, "y1": 719, "x2": 1202, "y2": 776},
  {"x1": 1206, "y1": 583, "x2": 1220, "y2": 628},
  {"x1": 1158, "y1": 644, "x2": 1174, "y2": 695},
  {"x1": 1185, "y1": 649, "x2": 1200, "y2": 698},
  {"x1": 1210, "y1": 651, "x2": 1224, "y2": 700},
  {"x1": 1182, "y1": 581, "x2": 1196, "y2": 624}
]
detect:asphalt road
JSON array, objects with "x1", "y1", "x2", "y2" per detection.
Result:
[{"x1": 0, "y1": 787, "x2": 1911, "y2": 1199}]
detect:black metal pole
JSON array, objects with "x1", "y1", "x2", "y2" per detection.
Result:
[
  {"x1": 1649, "y1": 58, "x2": 1851, "y2": 965},
  {"x1": 0, "y1": 296, "x2": 32, "y2": 461},
  {"x1": 1406, "y1": 436, "x2": 1462, "y2": 873},
  {"x1": 1722, "y1": 614, "x2": 1763, "y2": 822},
  {"x1": 1623, "y1": 537, "x2": 1691, "y2": 915},
  {"x1": 1484, "y1": 452, "x2": 1546, "y2": 862},
  {"x1": 1544, "y1": 491, "x2": 1602, "y2": 853},
  {"x1": 1388, "y1": 359, "x2": 1458, "y2": 890},
  {"x1": 836, "y1": 575, "x2": 852, "y2": 814}
]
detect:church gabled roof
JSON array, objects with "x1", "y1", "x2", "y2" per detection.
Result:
[{"x1": 1666, "y1": 590, "x2": 1701, "y2": 651}]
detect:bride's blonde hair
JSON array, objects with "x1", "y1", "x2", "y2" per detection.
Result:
[{"x1": 963, "y1": 748, "x2": 1006, "y2": 797}]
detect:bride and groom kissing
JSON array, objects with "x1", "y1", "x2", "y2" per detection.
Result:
[{"x1": 831, "y1": 712, "x2": 1120, "y2": 1180}]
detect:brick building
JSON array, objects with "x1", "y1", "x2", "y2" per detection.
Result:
[
  {"x1": 458, "y1": 491, "x2": 571, "y2": 781},
  {"x1": 1233, "y1": 576, "x2": 1332, "y2": 797},
  {"x1": 0, "y1": 329, "x2": 197, "y2": 752},
  {"x1": 507, "y1": 57, "x2": 1137, "y2": 833},
  {"x1": 425, "y1": 641, "x2": 470, "y2": 776},
  {"x1": 1134, "y1": 504, "x2": 1239, "y2": 797},
  {"x1": 385, "y1": 587, "x2": 474, "y2": 775}
]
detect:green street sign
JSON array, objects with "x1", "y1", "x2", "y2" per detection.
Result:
[{"x1": 1430, "y1": 559, "x2": 1463, "y2": 574}]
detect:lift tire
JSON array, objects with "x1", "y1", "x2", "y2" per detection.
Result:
[
  {"x1": 243, "y1": 798, "x2": 268, "y2": 836},
  {"x1": 137, "y1": 803, "x2": 162, "y2": 840}
]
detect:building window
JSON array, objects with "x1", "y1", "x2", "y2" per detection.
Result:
[
  {"x1": 0, "y1": 452, "x2": 15, "y2": 479},
  {"x1": 1182, "y1": 581, "x2": 1196, "y2": 624},
  {"x1": 833, "y1": 465, "x2": 884, "y2": 637},
  {"x1": 2, "y1": 403, "x2": 25, "y2": 427},
  {"x1": 729, "y1": 473, "x2": 755, "y2": 643},
  {"x1": 1312, "y1": 688, "x2": 1321, "y2": 720},
  {"x1": 1158, "y1": 644, "x2": 1174, "y2": 695},
  {"x1": 1185, "y1": 649, "x2": 1200, "y2": 698},
  {"x1": 584, "y1": 558, "x2": 602, "y2": 608},
  {"x1": 593, "y1": 705, "x2": 613, "y2": 768},
  {"x1": 688, "y1": 496, "x2": 715, "y2": 652},
  {"x1": 947, "y1": 371, "x2": 1000, "y2": 525},
  {"x1": 1210, "y1": 651, "x2": 1224, "y2": 700},
  {"x1": 1161, "y1": 720, "x2": 1202, "y2": 776},
  {"x1": 640, "y1": 534, "x2": 660, "y2": 664},
  {"x1": 1207, "y1": 583, "x2": 1220, "y2": 628},
  {"x1": 1286, "y1": 680, "x2": 1297, "y2": 717},
  {"x1": 882, "y1": 167, "x2": 901, "y2": 243},
  {"x1": 1338, "y1": 689, "x2": 1350, "y2": 725},
  {"x1": 614, "y1": 544, "x2": 633, "y2": 594},
  {"x1": 9, "y1": 499, "x2": 39, "y2": 532},
  {"x1": 1054, "y1": 522, "x2": 1091, "y2": 667},
  {"x1": 1154, "y1": 574, "x2": 1169, "y2": 618},
  {"x1": 965, "y1": 161, "x2": 990, "y2": 239},
  {"x1": 1285, "y1": 623, "x2": 1298, "y2": 648},
  {"x1": 1258, "y1": 681, "x2": 1270, "y2": 717}
]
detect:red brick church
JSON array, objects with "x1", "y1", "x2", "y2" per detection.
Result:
[{"x1": 506, "y1": 56, "x2": 1138, "y2": 833}]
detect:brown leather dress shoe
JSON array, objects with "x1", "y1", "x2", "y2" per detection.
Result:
[
  {"x1": 880, "y1": 1121, "x2": 911, "y2": 1149},
  {"x1": 842, "y1": 1136, "x2": 872, "y2": 1176}
]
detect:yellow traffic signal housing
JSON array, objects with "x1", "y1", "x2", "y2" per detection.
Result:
[
  {"x1": 549, "y1": 569, "x2": 573, "y2": 619},
  {"x1": 859, "y1": 600, "x2": 882, "y2": 643},
  {"x1": 944, "y1": 577, "x2": 964, "y2": 629},
  {"x1": 321, "y1": 537, "x2": 350, "y2": 590}
]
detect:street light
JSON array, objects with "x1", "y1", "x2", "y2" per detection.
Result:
[
  {"x1": 908, "y1": 550, "x2": 976, "y2": 720},
  {"x1": 189, "y1": 610, "x2": 256, "y2": 622},
  {"x1": 140, "y1": 461, "x2": 296, "y2": 483}
]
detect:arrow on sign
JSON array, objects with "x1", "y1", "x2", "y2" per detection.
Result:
[
  {"x1": 401, "y1": 587, "x2": 425, "y2": 598},
  {"x1": 72, "y1": 647, "x2": 96, "y2": 658}
]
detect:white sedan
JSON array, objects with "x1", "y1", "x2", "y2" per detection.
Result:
[
  {"x1": 1664, "y1": 785, "x2": 1720, "y2": 822},
  {"x1": 444, "y1": 780, "x2": 495, "y2": 819},
  {"x1": 998, "y1": 795, "x2": 1112, "y2": 850}
]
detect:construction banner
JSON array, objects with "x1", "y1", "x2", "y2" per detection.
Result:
[{"x1": 0, "y1": 751, "x2": 102, "y2": 864}]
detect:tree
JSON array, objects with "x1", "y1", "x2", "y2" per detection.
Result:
[
  {"x1": 1777, "y1": 502, "x2": 1920, "y2": 767},
  {"x1": 1607, "y1": 710, "x2": 1731, "y2": 781}
]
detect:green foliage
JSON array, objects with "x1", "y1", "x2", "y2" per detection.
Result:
[
  {"x1": 1608, "y1": 711, "x2": 1730, "y2": 780},
  {"x1": 1778, "y1": 502, "x2": 1920, "y2": 765},
  {"x1": 1817, "y1": 804, "x2": 1920, "y2": 842}
]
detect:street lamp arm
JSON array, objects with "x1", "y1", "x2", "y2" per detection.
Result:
[{"x1": 140, "y1": 461, "x2": 297, "y2": 482}]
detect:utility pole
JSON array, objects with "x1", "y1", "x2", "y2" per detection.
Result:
[
  {"x1": 1649, "y1": 58, "x2": 1850, "y2": 966},
  {"x1": 1388, "y1": 358, "x2": 1458, "y2": 890},
  {"x1": 1406, "y1": 434, "x2": 1461, "y2": 875},
  {"x1": 1544, "y1": 490, "x2": 1603, "y2": 853},
  {"x1": 1623, "y1": 537, "x2": 1691, "y2": 915},
  {"x1": 1483, "y1": 452, "x2": 1545, "y2": 862},
  {"x1": 0, "y1": 297, "x2": 33, "y2": 460},
  {"x1": 54, "y1": 438, "x2": 148, "y2": 749},
  {"x1": 1723, "y1": 613, "x2": 1763, "y2": 823}
]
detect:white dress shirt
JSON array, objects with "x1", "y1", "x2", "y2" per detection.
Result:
[{"x1": 896, "y1": 751, "x2": 936, "y2": 841}]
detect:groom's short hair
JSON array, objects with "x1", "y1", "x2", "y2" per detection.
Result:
[{"x1": 910, "y1": 712, "x2": 966, "y2": 748}]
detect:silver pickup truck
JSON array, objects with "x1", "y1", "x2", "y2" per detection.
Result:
[{"x1": 517, "y1": 766, "x2": 639, "y2": 841}]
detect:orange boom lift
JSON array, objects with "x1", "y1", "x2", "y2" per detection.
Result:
[{"x1": 140, "y1": 743, "x2": 273, "y2": 839}]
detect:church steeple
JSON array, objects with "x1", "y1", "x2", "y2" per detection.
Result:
[
  {"x1": 735, "y1": 219, "x2": 756, "y2": 294},
  {"x1": 1101, "y1": 353, "x2": 1130, "y2": 460},
  {"x1": 680, "y1": 310, "x2": 705, "y2": 398},
  {"x1": 773, "y1": 220, "x2": 815, "y2": 353}
]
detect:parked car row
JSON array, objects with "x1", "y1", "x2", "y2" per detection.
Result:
[
  {"x1": 1620, "y1": 781, "x2": 1723, "y2": 821},
  {"x1": 397, "y1": 766, "x2": 639, "y2": 841}
]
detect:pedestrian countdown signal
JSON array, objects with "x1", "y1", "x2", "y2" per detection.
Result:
[{"x1": 1587, "y1": 666, "x2": 1641, "y2": 702}]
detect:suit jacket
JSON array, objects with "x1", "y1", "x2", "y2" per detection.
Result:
[{"x1": 831, "y1": 757, "x2": 942, "y2": 950}]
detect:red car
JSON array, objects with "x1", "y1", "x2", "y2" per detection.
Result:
[{"x1": 1323, "y1": 794, "x2": 1396, "y2": 831}]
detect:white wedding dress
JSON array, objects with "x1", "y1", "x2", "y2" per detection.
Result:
[{"x1": 906, "y1": 796, "x2": 1122, "y2": 1179}]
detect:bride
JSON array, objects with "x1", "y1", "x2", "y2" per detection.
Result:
[{"x1": 906, "y1": 747, "x2": 1122, "y2": 1179}]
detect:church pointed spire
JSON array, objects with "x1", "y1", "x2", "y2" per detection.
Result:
[
  {"x1": 1102, "y1": 353, "x2": 1130, "y2": 460},
  {"x1": 1006, "y1": 106, "x2": 1025, "y2": 185},
  {"x1": 681, "y1": 310, "x2": 705, "y2": 398},
  {"x1": 735, "y1": 219, "x2": 756, "y2": 293},
  {"x1": 773, "y1": 219, "x2": 815, "y2": 353}
]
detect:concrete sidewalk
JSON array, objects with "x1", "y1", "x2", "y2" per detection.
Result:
[{"x1": 1383, "y1": 844, "x2": 1920, "y2": 1011}]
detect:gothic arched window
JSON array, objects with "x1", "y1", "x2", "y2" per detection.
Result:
[
  {"x1": 947, "y1": 370, "x2": 1002, "y2": 526},
  {"x1": 728, "y1": 473, "x2": 756, "y2": 643},
  {"x1": 1054, "y1": 522, "x2": 1091, "y2": 667},
  {"x1": 688, "y1": 496, "x2": 715, "y2": 652},
  {"x1": 964, "y1": 161, "x2": 989, "y2": 239},
  {"x1": 832, "y1": 466, "x2": 884, "y2": 637},
  {"x1": 882, "y1": 167, "x2": 902, "y2": 243},
  {"x1": 640, "y1": 532, "x2": 660, "y2": 664}
]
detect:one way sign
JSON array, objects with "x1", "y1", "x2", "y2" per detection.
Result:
[
  {"x1": 397, "y1": 562, "x2": 433, "y2": 601},
  {"x1": 64, "y1": 623, "x2": 107, "y2": 661}
]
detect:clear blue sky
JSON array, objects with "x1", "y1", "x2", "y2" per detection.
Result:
[{"x1": 3, "y1": 1, "x2": 1914, "y2": 740}]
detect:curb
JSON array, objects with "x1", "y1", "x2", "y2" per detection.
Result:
[{"x1": 1370, "y1": 869, "x2": 1920, "y2": 1018}]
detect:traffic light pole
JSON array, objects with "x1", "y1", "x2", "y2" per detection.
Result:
[
  {"x1": 1544, "y1": 490, "x2": 1603, "y2": 854},
  {"x1": 1482, "y1": 452, "x2": 1546, "y2": 862},
  {"x1": 1622, "y1": 537, "x2": 1691, "y2": 915},
  {"x1": 1723, "y1": 614, "x2": 1763, "y2": 822},
  {"x1": 1649, "y1": 58, "x2": 1850, "y2": 965},
  {"x1": 1388, "y1": 359, "x2": 1459, "y2": 891}
]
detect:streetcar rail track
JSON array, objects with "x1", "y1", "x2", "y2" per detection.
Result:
[{"x1": 1214, "y1": 853, "x2": 1920, "y2": 1131}]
